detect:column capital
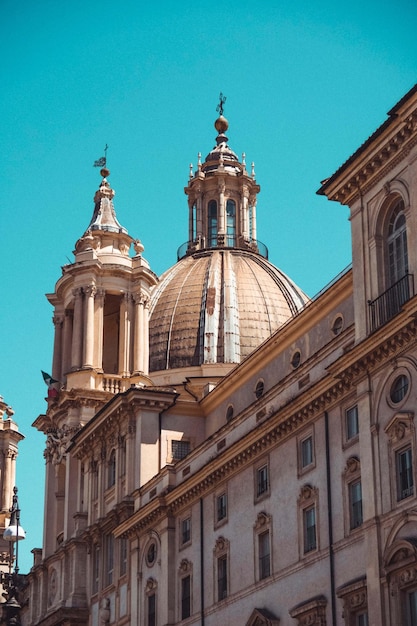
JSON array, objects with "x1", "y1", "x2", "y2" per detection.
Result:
[
  {"x1": 53, "y1": 315, "x2": 64, "y2": 327},
  {"x1": 84, "y1": 284, "x2": 97, "y2": 298}
]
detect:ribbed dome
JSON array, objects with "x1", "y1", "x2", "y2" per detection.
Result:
[{"x1": 149, "y1": 249, "x2": 308, "y2": 372}]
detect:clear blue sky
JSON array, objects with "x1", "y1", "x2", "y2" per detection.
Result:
[{"x1": 1, "y1": 0, "x2": 416, "y2": 572}]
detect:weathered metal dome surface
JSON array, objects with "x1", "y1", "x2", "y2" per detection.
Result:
[{"x1": 149, "y1": 249, "x2": 308, "y2": 372}]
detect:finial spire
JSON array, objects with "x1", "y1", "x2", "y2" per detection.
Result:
[{"x1": 216, "y1": 92, "x2": 226, "y2": 116}]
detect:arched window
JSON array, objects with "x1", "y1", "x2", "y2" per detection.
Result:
[
  {"x1": 208, "y1": 200, "x2": 217, "y2": 247},
  {"x1": 226, "y1": 200, "x2": 236, "y2": 247},
  {"x1": 387, "y1": 199, "x2": 408, "y2": 286}
]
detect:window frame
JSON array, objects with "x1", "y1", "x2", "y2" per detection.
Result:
[
  {"x1": 215, "y1": 491, "x2": 228, "y2": 526},
  {"x1": 385, "y1": 412, "x2": 415, "y2": 508},
  {"x1": 298, "y1": 429, "x2": 315, "y2": 476},
  {"x1": 349, "y1": 479, "x2": 363, "y2": 530},
  {"x1": 107, "y1": 449, "x2": 116, "y2": 489},
  {"x1": 346, "y1": 404, "x2": 359, "y2": 441},
  {"x1": 254, "y1": 458, "x2": 270, "y2": 502},
  {"x1": 181, "y1": 574, "x2": 191, "y2": 619},
  {"x1": 180, "y1": 515, "x2": 192, "y2": 547},
  {"x1": 171, "y1": 439, "x2": 191, "y2": 462},
  {"x1": 387, "y1": 198, "x2": 408, "y2": 287},
  {"x1": 298, "y1": 484, "x2": 319, "y2": 557},
  {"x1": 396, "y1": 445, "x2": 414, "y2": 501},
  {"x1": 213, "y1": 536, "x2": 229, "y2": 602},
  {"x1": 104, "y1": 534, "x2": 114, "y2": 588}
]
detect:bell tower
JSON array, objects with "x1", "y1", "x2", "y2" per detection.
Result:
[
  {"x1": 34, "y1": 168, "x2": 157, "y2": 558},
  {"x1": 47, "y1": 167, "x2": 157, "y2": 396}
]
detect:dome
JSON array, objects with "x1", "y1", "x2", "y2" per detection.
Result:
[{"x1": 149, "y1": 249, "x2": 308, "y2": 372}]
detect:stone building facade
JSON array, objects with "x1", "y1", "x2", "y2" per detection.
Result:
[{"x1": 22, "y1": 85, "x2": 417, "y2": 625}]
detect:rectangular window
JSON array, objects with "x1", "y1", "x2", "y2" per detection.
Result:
[
  {"x1": 172, "y1": 440, "x2": 191, "y2": 461},
  {"x1": 148, "y1": 593, "x2": 156, "y2": 626},
  {"x1": 217, "y1": 555, "x2": 228, "y2": 600},
  {"x1": 257, "y1": 464, "x2": 269, "y2": 497},
  {"x1": 92, "y1": 544, "x2": 100, "y2": 594},
  {"x1": 92, "y1": 465, "x2": 99, "y2": 500},
  {"x1": 181, "y1": 575, "x2": 191, "y2": 619},
  {"x1": 119, "y1": 537, "x2": 128, "y2": 576},
  {"x1": 349, "y1": 480, "x2": 363, "y2": 529},
  {"x1": 408, "y1": 590, "x2": 417, "y2": 625},
  {"x1": 303, "y1": 506, "x2": 317, "y2": 553},
  {"x1": 301, "y1": 436, "x2": 313, "y2": 468},
  {"x1": 397, "y1": 446, "x2": 414, "y2": 501},
  {"x1": 217, "y1": 493, "x2": 227, "y2": 522},
  {"x1": 120, "y1": 438, "x2": 127, "y2": 477},
  {"x1": 258, "y1": 531, "x2": 271, "y2": 579},
  {"x1": 346, "y1": 405, "x2": 359, "y2": 440},
  {"x1": 357, "y1": 613, "x2": 369, "y2": 626},
  {"x1": 105, "y1": 535, "x2": 114, "y2": 587},
  {"x1": 181, "y1": 517, "x2": 191, "y2": 545}
]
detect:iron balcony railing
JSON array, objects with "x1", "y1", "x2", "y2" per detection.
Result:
[
  {"x1": 368, "y1": 272, "x2": 414, "y2": 332},
  {"x1": 177, "y1": 237, "x2": 269, "y2": 261}
]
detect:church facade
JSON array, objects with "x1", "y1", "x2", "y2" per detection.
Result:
[{"x1": 21, "y1": 85, "x2": 417, "y2": 626}]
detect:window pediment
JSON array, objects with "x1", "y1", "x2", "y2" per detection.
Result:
[
  {"x1": 245, "y1": 607, "x2": 280, "y2": 626},
  {"x1": 385, "y1": 412, "x2": 414, "y2": 443}
]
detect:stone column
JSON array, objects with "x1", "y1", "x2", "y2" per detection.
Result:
[
  {"x1": 133, "y1": 293, "x2": 145, "y2": 374},
  {"x1": 83, "y1": 285, "x2": 96, "y2": 368},
  {"x1": 95, "y1": 290, "x2": 105, "y2": 372},
  {"x1": 3, "y1": 451, "x2": 14, "y2": 520},
  {"x1": 142, "y1": 296, "x2": 150, "y2": 375},
  {"x1": 218, "y1": 180, "x2": 225, "y2": 237},
  {"x1": 52, "y1": 315, "x2": 64, "y2": 382},
  {"x1": 119, "y1": 293, "x2": 131, "y2": 377},
  {"x1": 188, "y1": 199, "x2": 194, "y2": 242},
  {"x1": 196, "y1": 193, "x2": 203, "y2": 241},
  {"x1": 71, "y1": 287, "x2": 83, "y2": 370},
  {"x1": 250, "y1": 196, "x2": 257, "y2": 241},
  {"x1": 242, "y1": 186, "x2": 249, "y2": 239},
  {"x1": 62, "y1": 310, "x2": 73, "y2": 379}
]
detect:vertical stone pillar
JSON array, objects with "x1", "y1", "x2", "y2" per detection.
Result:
[
  {"x1": 95, "y1": 289, "x2": 105, "y2": 372},
  {"x1": 188, "y1": 199, "x2": 194, "y2": 242},
  {"x1": 250, "y1": 196, "x2": 257, "y2": 241},
  {"x1": 83, "y1": 285, "x2": 96, "y2": 368},
  {"x1": 142, "y1": 296, "x2": 150, "y2": 375},
  {"x1": 196, "y1": 193, "x2": 203, "y2": 241},
  {"x1": 62, "y1": 310, "x2": 73, "y2": 379},
  {"x1": 119, "y1": 293, "x2": 131, "y2": 377},
  {"x1": 3, "y1": 451, "x2": 14, "y2": 520},
  {"x1": 242, "y1": 186, "x2": 249, "y2": 240},
  {"x1": 133, "y1": 293, "x2": 145, "y2": 374},
  {"x1": 218, "y1": 180, "x2": 225, "y2": 236},
  {"x1": 71, "y1": 287, "x2": 83, "y2": 370},
  {"x1": 52, "y1": 315, "x2": 64, "y2": 382}
]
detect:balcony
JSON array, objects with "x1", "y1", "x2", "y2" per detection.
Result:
[
  {"x1": 368, "y1": 272, "x2": 414, "y2": 332},
  {"x1": 177, "y1": 236, "x2": 269, "y2": 261}
]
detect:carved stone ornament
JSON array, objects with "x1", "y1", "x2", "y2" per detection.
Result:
[
  {"x1": 45, "y1": 424, "x2": 80, "y2": 464},
  {"x1": 48, "y1": 568, "x2": 58, "y2": 606},
  {"x1": 385, "y1": 413, "x2": 414, "y2": 444},
  {"x1": 298, "y1": 484, "x2": 317, "y2": 503},
  {"x1": 289, "y1": 595, "x2": 327, "y2": 625},
  {"x1": 245, "y1": 607, "x2": 280, "y2": 626},
  {"x1": 145, "y1": 577, "x2": 158, "y2": 594},
  {"x1": 345, "y1": 456, "x2": 361, "y2": 474},
  {"x1": 214, "y1": 536, "x2": 229, "y2": 556},
  {"x1": 178, "y1": 558, "x2": 192, "y2": 574},
  {"x1": 100, "y1": 597, "x2": 111, "y2": 626},
  {"x1": 254, "y1": 511, "x2": 271, "y2": 531}
]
